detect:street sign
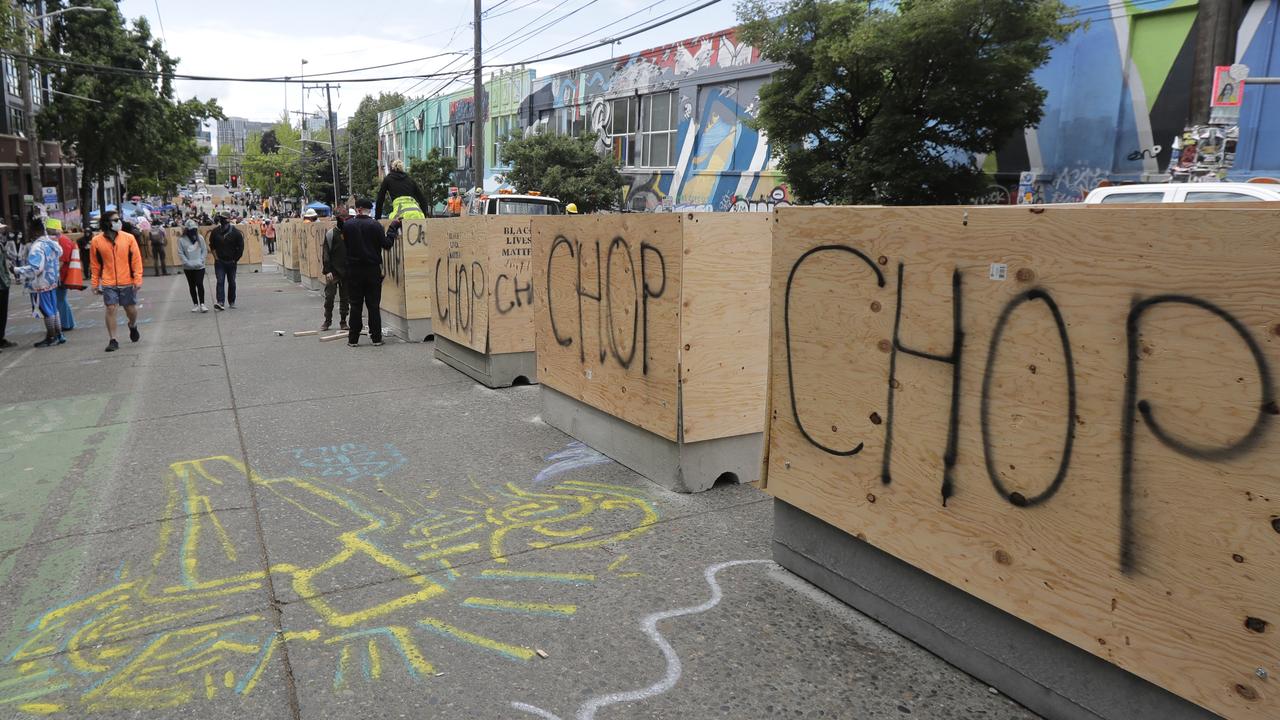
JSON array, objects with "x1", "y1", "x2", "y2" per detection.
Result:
[{"x1": 41, "y1": 186, "x2": 57, "y2": 204}]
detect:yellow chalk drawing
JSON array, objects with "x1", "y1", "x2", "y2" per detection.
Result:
[{"x1": 0, "y1": 456, "x2": 657, "y2": 715}]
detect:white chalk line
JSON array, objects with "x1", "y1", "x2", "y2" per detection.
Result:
[{"x1": 512, "y1": 559, "x2": 774, "y2": 720}]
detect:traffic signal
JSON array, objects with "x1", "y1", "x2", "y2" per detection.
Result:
[{"x1": 230, "y1": 174, "x2": 239, "y2": 187}]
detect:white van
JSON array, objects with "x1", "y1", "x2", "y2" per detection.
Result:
[{"x1": 1083, "y1": 182, "x2": 1280, "y2": 204}]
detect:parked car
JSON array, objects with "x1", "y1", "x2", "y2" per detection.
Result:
[{"x1": 1083, "y1": 182, "x2": 1280, "y2": 204}]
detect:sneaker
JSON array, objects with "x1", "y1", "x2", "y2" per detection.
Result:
[
  {"x1": 372, "y1": 341, "x2": 384, "y2": 347},
  {"x1": 0, "y1": 339, "x2": 15, "y2": 348},
  {"x1": 339, "y1": 322, "x2": 349, "y2": 331},
  {"x1": 105, "y1": 339, "x2": 119, "y2": 352},
  {"x1": 347, "y1": 342, "x2": 359, "y2": 348},
  {"x1": 129, "y1": 325, "x2": 140, "y2": 343},
  {"x1": 199, "y1": 304, "x2": 208, "y2": 313},
  {"x1": 55, "y1": 335, "x2": 66, "y2": 345},
  {"x1": 34, "y1": 337, "x2": 55, "y2": 348},
  {"x1": 229, "y1": 303, "x2": 236, "y2": 309},
  {"x1": 321, "y1": 323, "x2": 331, "y2": 332},
  {"x1": 214, "y1": 303, "x2": 225, "y2": 311},
  {"x1": 192, "y1": 305, "x2": 200, "y2": 313}
]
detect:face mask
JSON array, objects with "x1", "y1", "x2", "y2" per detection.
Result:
[{"x1": 110, "y1": 220, "x2": 122, "y2": 232}]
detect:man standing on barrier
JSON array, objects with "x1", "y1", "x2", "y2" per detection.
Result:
[{"x1": 342, "y1": 199, "x2": 392, "y2": 347}]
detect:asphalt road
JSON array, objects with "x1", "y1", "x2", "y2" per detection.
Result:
[{"x1": 0, "y1": 262, "x2": 1039, "y2": 719}]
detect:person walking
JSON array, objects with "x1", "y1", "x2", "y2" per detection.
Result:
[
  {"x1": 342, "y1": 199, "x2": 392, "y2": 347},
  {"x1": 149, "y1": 222, "x2": 169, "y2": 276},
  {"x1": 208, "y1": 214, "x2": 244, "y2": 311},
  {"x1": 178, "y1": 220, "x2": 209, "y2": 312},
  {"x1": 263, "y1": 219, "x2": 276, "y2": 255},
  {"x1": 47, "y1": 218, "x2": 80, "y2": 331},
  {"x1": 13, "y1": 216, "x2": 66, "y2": 348},
  {"x1": 374, "y1": 159, "x2": 428, "y2": 220},
  {"x1": 0, "y1": 221, "x2": 16, "y2": 350},
  {"x1": 88, "y1": 210, "x2": 144, "y2": 352},
  {"x1": 321, "y1": 209, "x2": 351, "y2": 331}
]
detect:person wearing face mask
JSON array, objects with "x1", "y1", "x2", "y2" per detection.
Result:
[
  {"x1": 177, "y1": 219, "x2": 209, "y2": 312},
  {"x1": 88, "y1": 210, "x2": 144, "y2": 352},
  {"x1": 207, "y1": 214, "x2": 244, "y2": 311}
]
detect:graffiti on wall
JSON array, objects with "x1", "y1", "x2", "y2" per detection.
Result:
[{"x1": 0, "y1": 455, "x2": 657, "y2": 714}]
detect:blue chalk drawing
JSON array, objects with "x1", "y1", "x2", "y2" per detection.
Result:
[
  {"x1": 288, "y1": 443, "x2": 406, "y2": 483},
  {"x1": 532, "y1": 441, "x2": 612, "y2": 485}
]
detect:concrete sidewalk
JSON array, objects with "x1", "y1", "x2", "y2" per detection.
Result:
[{"x1": 0, "y1": 264, "x2": 1038, "y2": 719}]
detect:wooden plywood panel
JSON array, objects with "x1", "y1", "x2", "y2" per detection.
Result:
[
  {"x1": 380, "y1": 219, "x2": 408, "y2": 319},
  {"x1": 486, "y1": 216, "x2": 536, "y2": 355},
  {"x1": 429, "y1": 218, "x2": 488, "y2": 352},
  {"x1": 533, "y1": 214, "x2": 682, "y2": 441},
  {"x1": 679, "y1": 213, "x2": 771, "y2": 442},
  {"x1": 765, "y1": 205, "x2": 1280, "y2": 720},
  {"x1": 238, "y1": 223, "x2": 263, "y2": 265},
  {"x1": 279, "y1": 222, "x2": 297, "y2": 271},
  {"x1": 401, "y1": 219, "x2": 434, "y2": 321}
]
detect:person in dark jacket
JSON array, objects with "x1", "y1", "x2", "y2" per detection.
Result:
[
  {"x1": 208, "y1": 215, "x2": 244, "y2": 310},
  {"x1": 343, "y1": 199, "x2": 392, "y2": 347},
  {"x1": 373, "y1": 160, "x2": 428, "y2": 220},
  {"x1": 322, "y1": 208, "x2": 351, "y2": 331}
]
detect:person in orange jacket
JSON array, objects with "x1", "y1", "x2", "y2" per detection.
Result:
[{"x1": 88, "y1": 209, "x2": 144, "y2": 352}]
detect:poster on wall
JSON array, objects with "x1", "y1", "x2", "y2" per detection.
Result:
[{"x1": 1210, "y1": 64, "x2": 1245, "y2": 107}]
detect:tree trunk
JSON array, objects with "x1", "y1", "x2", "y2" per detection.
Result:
[
  {"x1": 96, "y1": 172, "x2": 107, "y2": 216},
  {"x1": 79, "y1": 164, "x2": 92, "y2": 232}
]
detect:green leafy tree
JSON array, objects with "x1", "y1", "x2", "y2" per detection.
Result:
[
  {"x1": 501, "y1": 132, "x2": 624, "y2": 213},
  {"x1": 259, "y1": 129, "x2": 280, "y2": 155},
  {"x1": 343, "y1": 92, "x2": 407, "y2": 199},
  {"x1": 408, "y1": 148, "x2": 455, "y2": 216},
  {"x1": 737, "y1": 0, "x2": 1074, "y2": 205},
  {"x1": 36, "y1": 1, "x2": 223, "y2": 214},
  {"x1": 241, "y1": 116, "x2": 303, "y2": 200}
]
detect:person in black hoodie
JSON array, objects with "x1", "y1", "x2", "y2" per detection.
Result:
[
  {"x1": 208, "y1": 214, "x2": 244, "y2": 310},
  {"x1": 373, "y1": 160, "x2": 428, "y2": 220},
  {"x1": 321, "y1": 208, "x2": 351, "y2": 331},
  {"x1": 343, "y1": 199, "x2": 392, "y2": 347}
]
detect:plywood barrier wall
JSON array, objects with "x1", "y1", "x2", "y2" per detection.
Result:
[
  {"x1": 764, "y1": 205, "x2": 1280, "y2": 720},
  {"x1": 299, "y1": 222, "x2": 329, "y2": 281},
  {"x1": 533, "y1": 213, "x2": 770, "y2": 443},
  {"x1": 426, "y1": 216, "x2": 536, "y2": 354},
  {"x1": 279, "y1": 221, "x2": 300, "y2": 272},
  {"x1": 380, "y1": 219, "x2": 433, "y2": 323}
]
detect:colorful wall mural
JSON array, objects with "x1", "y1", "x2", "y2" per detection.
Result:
[
  {"x1": 992, "y1": 0, "x2": 1280, "y2": 203},
  {"x1": 380, "y1": 28, "x2": 786, "y2": 213},
  {"x1": 378, "y1": 2, "x2": 1280, "y2": 211}
]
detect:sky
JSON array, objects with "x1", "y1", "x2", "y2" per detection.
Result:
[{"x1": 117, "y1": 0, "x2": 741, "y2": 127}]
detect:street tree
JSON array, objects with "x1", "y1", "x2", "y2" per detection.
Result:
[
  {"x1": 408, "y1": 148, "x2": 455, "y2": 216},
  {"x1": 737, "y1": 0, "x2": 1074, "y2": 205},
  {"x1": 501, "y1": 132, "x2": 624, "y2": 213},
  {"x1": 37, "y1": 1, "x2": 222, "y2": 216},
  {"x1": 242, "y1": 117, "x2": 303, "y2": 200},
  {"x1": 259, "y1": 129, "x2": 280, "y2": 155},
  {"x1": 342, "y1": 92, "x2": 406, "y2": 199}
]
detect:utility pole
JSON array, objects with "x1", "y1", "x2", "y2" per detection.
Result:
[
  {"x1": 1189, "y1": 0, "x2": 1241, "y2": 125},
  {"x1": 472, "y1": 0, "x2": 485, "y2": 195},
  {"x1": 18, "y1": 17, "x2": 41, "y2": 210},
  {"x1": 323, "y1": 84, "x2": 341, "y2": 203},
  {"x1": 347, "y1": 130, "x2": 353, "y2": 204}
]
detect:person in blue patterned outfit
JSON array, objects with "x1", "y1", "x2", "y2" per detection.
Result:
[{"x1": 12, "y1": 216, "x2": 66, "y2": 348}]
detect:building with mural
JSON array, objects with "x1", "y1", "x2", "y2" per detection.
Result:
[
  {"x1": 379, "y1": 1, "x2": 1280, "y2": 211},
  {"x1": 379, "y1": 27, "x2": 785, "y2": 213}
]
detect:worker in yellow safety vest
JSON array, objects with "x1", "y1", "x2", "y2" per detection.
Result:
[{"x1": 374, "y1": 159, "x2": 428, "y2": 221}]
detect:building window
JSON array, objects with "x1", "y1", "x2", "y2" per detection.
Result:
[
  {"x1": 609, "y1": 96, "x2": 637, "y2": 167},
  {"x1": 492, "y1": 114, "x2": 515, "y2": 166},
  {"x1": 9, "y1": 107, "x2": 25, "y2": 136},
  {"x1": 640, "y1": 91, "x2": 677, "y2": 168},
  {"x1": 4, "y1": 55, "x2": 19, "y2": 98},
  {"x1": 454, "y1": 122, "x2": 472, "y2": 169}
]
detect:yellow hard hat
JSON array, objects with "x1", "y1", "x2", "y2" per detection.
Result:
[{"x1": 566, "y1": 203, "x2": 579, "y2": 214}]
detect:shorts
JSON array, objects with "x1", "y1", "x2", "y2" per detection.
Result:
[
  {"x1": 31, "y1": 290, "x2": 57, "y2": 318},
  {"x1": 102, "y1": 285, "x2": 138, "y2": 307}
]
